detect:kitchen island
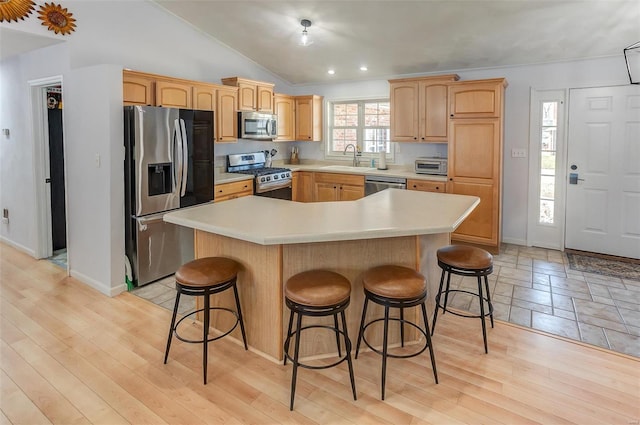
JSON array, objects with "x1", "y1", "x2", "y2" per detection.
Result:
[{"x1": 164, "y1": 189, "x2": 479, "y2": 362}]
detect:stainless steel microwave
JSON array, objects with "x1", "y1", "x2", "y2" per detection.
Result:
[
  {"x1": 238, "y1": 111, "x2": 277, "y2": 140},
  {"x1": 415, "y1": 157, "x2": 448, "y2": 175}
]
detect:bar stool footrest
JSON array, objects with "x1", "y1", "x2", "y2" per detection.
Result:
[
  {"x1": 435, "y1": 289, "x2": 494, "y2": 319},
  {"x1": 284, "y1": 324, "x2": 352, "y2": 370},
  {"x1": 173, "y1": 307, "x2": 240, "y2": 344},
  {"x1": 361, "y1": 317, "x2": 429, "y2": 359}
]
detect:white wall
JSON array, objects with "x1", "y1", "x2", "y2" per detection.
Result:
[{"x1": 0, "y1": 0, "x2": 632, "y2": 296}]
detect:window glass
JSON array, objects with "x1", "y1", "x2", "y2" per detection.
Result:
[{"x1": 539, "y1": 101, "x2": 558, "y2": 224}]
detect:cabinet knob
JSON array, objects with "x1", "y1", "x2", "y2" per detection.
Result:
[
  {"x1": 450, "y1": 114, "x2": 454, "y2": 118},
  {"x1": 413, "y1": 185, "x2": 417, "y2": 188},
  {"x1": 413, "y1": 137, "x2": 417, "y2": 140},
  {"x1": 449, "y1": 178, "x2": 453, "y2": 181},
  {"x1": 436, "y1": 186, "x2": 439, "y2": 190}
]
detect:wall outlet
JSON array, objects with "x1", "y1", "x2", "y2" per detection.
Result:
[
  {"x1": 511, "y1": 148, "x2": 527, "y2": 158},
  {"x1": 2, "y1": 208, "x2": 8, "y2": 224}
]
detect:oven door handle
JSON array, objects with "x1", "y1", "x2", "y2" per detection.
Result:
[{"x1": 255, "y1": 180, "x2": 291, "y2": 194}]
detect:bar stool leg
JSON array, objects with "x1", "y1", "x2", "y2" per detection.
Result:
[
  {"x1": 340, "y1": 310, "x2": 357, "y2": 401},
  {"x1": 381, "y1": 305, "x2": 390, "y2": 400},
  {"x1": 484, "y1": 275, "x2": 494, "y2": 328},
  {"x1": 289, "y1": 312, "x2": 303, "y2": 411},
  {"x1": 203, "y1": 291, "x2": 211, "y2": 384},
  {"x1": 164, "y1": 291, "x2": 181, "y2": 364},
  {"x1": 442, "y1": 270, "x2": 453, "y2": 313},
  {"x1": 355, "y1": 298, "x2": 369, "y2": 359},
  {"x1": 333, "y1": 314, "x2": 342, "y2": 357},
  {"x1": 420, "y1": 302, "x2": 439, "y2": 384},
  {"x1": 232, "y1": 282, "x2": 248, "y2": 350},
  {"x1": 431, "y1": 269, "x2": 447, "y2": 335},
  {"x1": 399, "y1": 308, "x2": 405, "y2": 347},
  {"x1": 477, "y1": 276, "x2": 488, "y2": 354},
  {"x1": 284, "y1": 309, "x2": 295, "y2": 366}
]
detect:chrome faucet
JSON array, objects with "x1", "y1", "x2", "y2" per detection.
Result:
[{"x1": 343, "y1": 143, "x2": 361, "y2": 167}]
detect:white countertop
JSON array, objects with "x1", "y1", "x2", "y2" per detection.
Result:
[
  {"x1": 164, "y1": 189, "x2": 479, "y2": 245},
  {"x1": 214, "y1": 163, "x2": 447, "y2": 185}
]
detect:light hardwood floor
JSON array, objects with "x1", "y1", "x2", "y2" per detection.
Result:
[{"x1": 1, "y1": 242, "x2": 639, "y2": 424}]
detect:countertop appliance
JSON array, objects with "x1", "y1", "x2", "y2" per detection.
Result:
[
  {"x1": 365, "y1": 175, "x2": 407, "y2": 196},
  {"x1": 415, "y1": 157, "x2": 448, "y2": 176},
  {"x1": 227, "y1": 151, "x2": 292, "y2": 199},
  {"x1": 239, "y1": 111, "x2": 277, "y2": 140},
  {"x1": 124, "y1": 105, "x2": 215, "y2": 287}
]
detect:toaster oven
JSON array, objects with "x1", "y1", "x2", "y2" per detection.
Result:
[{"x1": 415, "y1": 157, "x2": 447, "y2": 175}]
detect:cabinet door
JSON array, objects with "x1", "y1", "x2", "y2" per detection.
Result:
[
  {"x1": 295, "y1": 96, "x2": 322, "y2": 141},
  {"x1": 193, "y1": 84, "x2": 216, "y2": 111},
  {"x1": 407, "y1": 179, "x2": 446, "y2": 193},
  {"x1": 257, "y1": 85, "x2": 274, "y2": 112},
  {"x1": 449, "y1": 82, "x2": 502, "y2": 119},
  {"x1": 419, "y1": 82, "x2": 449, "y2": 141},
  {"x1": 449, "y1": 180, "x2": 497, "y2": 245},
  {"x1": 123, "y1": 73, "x2": 154, "y2": 106},
  {"x1": 449, "y1": 119, "x2": 500, "y2": 180},
  {"x1": 156, "y1": 80, "x2": 192, "y2": 108},
  {"x1": 314, "y1": 182, "x2": 338, "y2": 202},
  {"x1": 217, "y1": 88, "x2": 238, "y2": 143},
  {"x1": 273, "y1": 94, "x2": 295, "y2": 141},
  {"x1": 390, "y1": 81, "x2": 419, "y2": 142},
  {"x1": 292, "y1": 171, "x2": 313, "y2": 202},
  {"x1": 237, "y1": 83, "x2": 257, "y2": 111},
  {"x1": 214, "y1": 180, "x2": 253, "y2": 201},
  {"x1": 339, "y1": 184, "x2": 364, "y2": 201}
]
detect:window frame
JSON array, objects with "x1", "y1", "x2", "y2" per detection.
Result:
[{"x1": 324, "y1": 97, "x2": 395, "y2": 163}]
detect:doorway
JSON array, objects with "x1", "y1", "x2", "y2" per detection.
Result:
[
  {"x1": 30, "y1": 76, "x2": 68, "y2": 268},
  {"x1": 565, "y1": 85, "x2": 640, "y2": 259}
]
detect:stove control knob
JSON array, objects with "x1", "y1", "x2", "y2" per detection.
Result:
[
  {"x1": 281, "y1": 173, "x2": 286, "y2": 178},
  {"x1": 274, "y1": 175, "x2": 279, "y2": 180},
  {"x1": 266, "y1": 176, "x2": 271, "y2": 181},
  {"x1": 261, "y1": 177, "x2": 266, "y2": 182}
]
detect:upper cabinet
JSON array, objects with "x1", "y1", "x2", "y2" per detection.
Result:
[
  {"x1": 221, "y1": 77, "x2": 274, "y2": 112},
  {"x1": 192, "y1": 83, "x2": 217, "y2": 111},
  {"x1": 216, "y1": 85, "x2": 239, "y2": 143},
  {"x1": 156, "y1": 80, "x2": 192, "y2": 108},
  {"x1": 389, "y1": 74, "x2": 459, "y2": 142},
  {"x1": 449, "y1": 79, "x2": 505, "y2": 119},
  {"x1": 295, "y1": 95, "x2": 323, "y2": 141},
  {"x1": 123, "y1": 71, "x2": 155, "y2": 106},
  {"x1": 273, "y1": 93, "x2": 295, "y2": 142}
]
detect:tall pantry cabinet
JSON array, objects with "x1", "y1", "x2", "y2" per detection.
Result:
[{"x1": 447, "y1": 78, "x2": 507, "y2": 253}]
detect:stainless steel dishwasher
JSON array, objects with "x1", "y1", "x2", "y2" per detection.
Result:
[{"x1": 365, "y1": 175, "x2": 407, "y2": 195}]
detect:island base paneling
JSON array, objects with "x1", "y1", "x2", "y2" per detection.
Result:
[{"x1": 193, "y1": 231, "x2": 451, "y2": 363}]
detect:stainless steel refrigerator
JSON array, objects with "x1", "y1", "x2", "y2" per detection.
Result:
[{"x1": 124, "y1": 105, "x2": 214, "y2": 287}]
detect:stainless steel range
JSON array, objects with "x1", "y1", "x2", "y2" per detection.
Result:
[{"x1": 227, "y1": 152, "x2": 292, "y2": 199}]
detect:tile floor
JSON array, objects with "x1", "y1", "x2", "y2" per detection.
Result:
[
  {"x1": 127, "y1": 244, "x2": 640, "y2": 358},
  {"x1": 446, "y1": 243, "x2": 640, "y2": 357}
]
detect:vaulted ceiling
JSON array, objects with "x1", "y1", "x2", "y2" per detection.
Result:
[{"x1": 153, "y1": 0, "x2": 640, "y2": 85}]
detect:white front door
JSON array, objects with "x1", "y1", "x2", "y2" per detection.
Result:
[{"x1": 565, "y1": 85, "x2": 640, "y2": 259}]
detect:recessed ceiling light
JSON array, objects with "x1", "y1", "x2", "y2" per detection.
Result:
[
  {"x1": 328, "y1": 69, "x2": 335, "y2": 75},
  {"x1": 360, "y1": 66, "x2": 368, "y2": 71}
]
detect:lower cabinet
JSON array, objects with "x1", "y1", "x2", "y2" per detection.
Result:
[
  {"x1": 292, "y1": 171, "x2": 314, "y2": 202},
  {"x1": 214, "y1": 180, "x2": 253, "y2": 202},
  {"x1": 407, "y1": 179, "x2": 447, "y2": 193},
  {"x1": 313, "y1": 172, "x2": 364, "y2": 202}
]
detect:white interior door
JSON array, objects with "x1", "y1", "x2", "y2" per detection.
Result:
[{"x1": 565, "y1": 85, "x2": 640, "y2": 259}]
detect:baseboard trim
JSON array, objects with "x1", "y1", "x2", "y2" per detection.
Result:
[
  {"x1": 0, "y1": 236, "x2": 36, "y2": 257},
  {"x1": 70, "y1": 269, "x2": 126, "y2": 297},
  {"x1": 501, "y1": 237, "x2": 527, "y2": 246}
]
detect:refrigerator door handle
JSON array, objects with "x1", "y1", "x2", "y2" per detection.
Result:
[
  {"x1": 136, "y1": 106, "x2": 145, "y2": 216},
  {"x1": 173, "y1": 118, "x2": 183, "y2": 196},
  {"x1": 179, "y1": 118, "x2": 188, "y2": 197},
  {"x1": 136, "y1": 212, "x2": 168, "y2": 231}
]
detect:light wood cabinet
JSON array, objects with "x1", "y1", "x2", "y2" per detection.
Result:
[
  {"x1": 447, "y1": 78, "x2": 506, "y2": 253},
  {"x1": 156, "y1": 80, "x2": 192, "y2": 108},
  {"x1": 389, "y1": 75, "x2": 459, "y2": 142},
  {"x1": 214, "y1": 179, "x2": 253, "y2": 202},
  {"x1": 216, "y1": 86, "x2": 238, "y2": 143},
  {"x1": 295, "y1": 95, "x2": 323, "y2": 141},
  {"x1": 407, "y1": 179, "x2": 447, "y2": 193},
  {"x1": 273, "y1": 93, "x2": 295, "y2": 141},
  {"x1": 449, "y1": 79, "x2": 504, "y2": 119},
  {"x1": 313, "y1": 172, "x2": 364, "y2": 202},
  {"x1": 221, "y1": 77, "x2": 274, "y2": 112},
  {"x1": 123, "y1": 71, "x2": 154, "y2": 106},
  {"x1": 192, "y1": 84, "x2": 217, "y2": 111},
  {"x1": 292, "y1": 171, "x2": 314, "y2": 202}
]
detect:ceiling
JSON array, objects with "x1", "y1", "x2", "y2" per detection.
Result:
[
  {"x1": 153, "y1": 0, "x2": 640, "y2": 85},
  {"x1": 0, "y1": 27, "x2": 64, "y2": 61}
]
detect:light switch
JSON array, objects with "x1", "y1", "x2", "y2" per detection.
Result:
[
  {"x1": 511, "y1": 148, "x2": 527, "y2": 158},
  {"x1": 95, "y1": 154, "x2": 101, "y2": 168}
]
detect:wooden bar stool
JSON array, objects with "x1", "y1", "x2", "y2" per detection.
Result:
[
  {"x1": 355, "y1": 265, "x2": 438, "y2": 400},
  {"x1": 283, "y1": 270, "x2": 357, "y2": 410},
  {"x1": 163, "y1": 257, "x2": 248, "y2": 384},
  {"x1": 431, "y1": 245, "x2": 494, "y2": 353}
]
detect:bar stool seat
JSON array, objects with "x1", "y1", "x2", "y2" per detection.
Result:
[
  {"x1": 431, "y1": 245, "x2": 494, "y2": 353},
  {"x1": 164, "y1": 257, "x2": 248, "y2": 384},
  {"x1": 356, "y1": 265, "x2": 438, "y2": 400},
  {"x1": 284, "y1": 270, "x2": 357, "y2": 410}
]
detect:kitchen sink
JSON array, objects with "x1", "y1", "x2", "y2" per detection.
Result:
[{"x1": 321, "y1": 165, "x2": 377, "y2": 172}]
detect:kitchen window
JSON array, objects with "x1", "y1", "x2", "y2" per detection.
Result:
[{"x1": 326, "y1": 99, "x2": 393, "y2": 161}]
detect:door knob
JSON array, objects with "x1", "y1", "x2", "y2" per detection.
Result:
[{"x1": 569, "y1": 173, "x2": 584, "y2": 184}]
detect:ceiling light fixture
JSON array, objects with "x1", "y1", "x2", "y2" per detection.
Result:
[
  {"x1": 360, "y1": 66, "x2": 368, "y2": 71},
  {"x1": 327, "y1": 69, "x2": 335, "y2": 75},
  {"x1": 299, "y1": 19, "x2": 313, "y2": 46}
]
